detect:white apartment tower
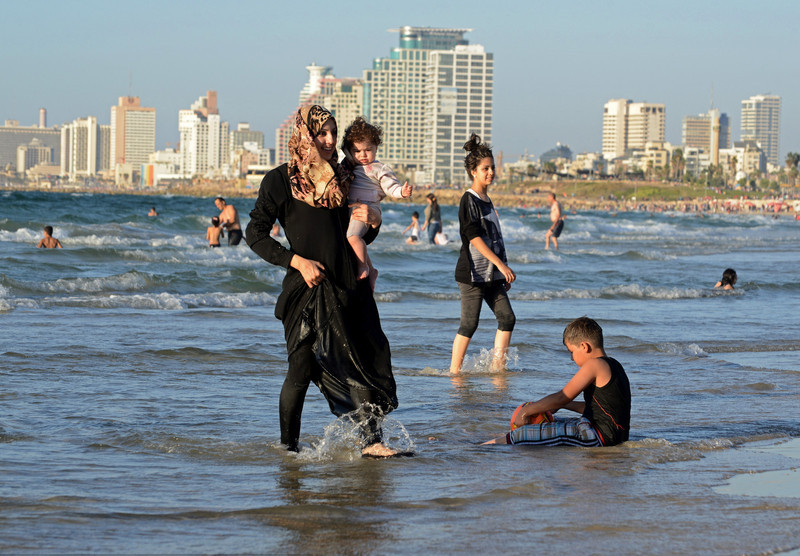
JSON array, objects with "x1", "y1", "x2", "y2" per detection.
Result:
[
  {"x1": 60, "y1": 116, "x2": 111, "y2": 181},
  {"x1": 364, "y1": 27, "x2": 488, "y2": 184},
  {"x1": 425, "y1": 44, "x2": 494, "y2": 186},
  {"x1": 110, "y1": 96, "x2": 156, "y2": 173},
  {"x1": 602, "y1": 99, "x2": 630, "y2": 160},
  {"x1": 740, "y1": 94, "x2": 781, "y2": 166},
  {"x1": 602, "y1": 99, "x2": 665, "y2": 160},
  {"x1": 178, "y1": 91, "x2": 229, "y2": 178}
]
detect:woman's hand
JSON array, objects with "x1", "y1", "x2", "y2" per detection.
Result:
[
  {"x1": 350, "y1": 202, "x2": 381, "y2": 228},
  {"x1": 290, "y1": 254, "x2": 326, "y2": 288},
  {"x1": 498, "y1": 262, "x2": 516, "y2": 288}
]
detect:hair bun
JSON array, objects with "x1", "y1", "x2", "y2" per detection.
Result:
[{"x1": 463, "y1": 133, "x2": 481, "y2": 153}]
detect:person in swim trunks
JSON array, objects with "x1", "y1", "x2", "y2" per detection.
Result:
[
  {"x1": 206, "y1": 216, "x2": 224, "y2": 247},
  {"x1": 215, "y1": 197, "x2": 243, "y2": 245},
  {"x1": 544, "y1": 192, "x2": 564, "y2": 250},
  {"x1": 483, "y1": 317, "x2": 631, "y2": 447}
]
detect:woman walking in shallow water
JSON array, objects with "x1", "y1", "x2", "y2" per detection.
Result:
[
  {"x1": 450, "y1": 134, "x2": 516, "y2": 374},
  {"x1": 246, "y1": 105, "x2": 399, "y2": 457}
]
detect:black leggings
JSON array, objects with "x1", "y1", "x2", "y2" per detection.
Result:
[
  {"x1": 281, "y1": 341, "x2": 383, "y2": 451},
  {"x1": 457, "y1": 281, "x2": 516, "y2": 338}
]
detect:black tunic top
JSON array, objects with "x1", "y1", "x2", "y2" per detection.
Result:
[
  {"x1": 582, "y1": 356, "x2": 631, "y2": 446},
  {"x1": 246, "y1": 164, "x2": 397, "y2": 412}
]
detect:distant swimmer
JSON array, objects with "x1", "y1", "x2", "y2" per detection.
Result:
[
  {"x1": 37, "y1": 225, "x2": 62, "y2": 248},
  {"x1": 402, "y1": 211, "x2": 421, "y2": 244},
  {"x1": 714, "y1": 268, "x2": 737, "y2": 290},
  {"x1": 545, "y1": 192, "x2": 564, "y2": 250},
  {"x1": 206, "y1": 216, "x2": 224, "y2": 247},
  {"x1": 148, "y1": 206, "x2": 158, "y2": 217},
  {"x1": 214, "y1": 197, "x2": 243, "y2": 245}
]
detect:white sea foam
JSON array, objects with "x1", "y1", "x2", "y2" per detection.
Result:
[
  {"x1": 1, "y1": 290, "x2": 275, "y2": 311},
  {"x1": 298, "y1": 410, "x2": 415, "y2": 462},
  {"x1": 514, "y1": 284, "x2": 709, "y2": 301},
  {"x1": 658, "y1": 343, "x2": 708, "y2": 357},
  {"x1": 39, "y1": 272, "x2": 150, "y2": 294}
]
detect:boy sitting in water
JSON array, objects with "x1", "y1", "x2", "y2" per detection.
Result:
[
  {"x1": 206, "y1": 216, "x2": 224, "y2": 247},
  {"x1": 342, "y1": 117, "x2": 412, "y2": 288},
  {"x1": 37, "y1": 225, "x2": 62, "y2": 248},
  {"x1": 484, "y1": 317, "x2": 630, "y2": 447}
]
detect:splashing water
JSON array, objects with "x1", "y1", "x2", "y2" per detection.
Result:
[{"x1": 298, "y1": 408, "x2": 416, "y2": 462}]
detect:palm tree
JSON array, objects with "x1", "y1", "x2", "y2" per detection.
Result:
[
  {"x1": 728, "y1": 156, "x2": 738, "y2": 188},
  {"x1": 670, "y1": 148, "x2": 684, "y2": 182},
  {"x1": 786, "y1": 152, "x2": 800, "y2": 186}
]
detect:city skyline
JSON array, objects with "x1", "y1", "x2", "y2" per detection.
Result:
[{"x1": 2, "y1": 0, "x2": 797, "y2": 161}]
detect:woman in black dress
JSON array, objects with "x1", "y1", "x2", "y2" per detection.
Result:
[{"x1": 246, "y1": 105, "x2": 398, "y2": 457}]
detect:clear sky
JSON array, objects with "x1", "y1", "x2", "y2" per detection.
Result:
[{"x1": 3, "y1": 0, "x2": 797, "y2": 162}]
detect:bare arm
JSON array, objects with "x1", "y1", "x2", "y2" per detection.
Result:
[
  {"x1": 512, "y1": 359, "x2": 608, "y2": 427},
  {"x1": 468, "y1": 236, "x2": 516, "y2": 285}
]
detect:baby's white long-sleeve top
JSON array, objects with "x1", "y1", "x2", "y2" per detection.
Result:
[{"x1": 347, "y1": 159, "x2": 404, "y2": 204}]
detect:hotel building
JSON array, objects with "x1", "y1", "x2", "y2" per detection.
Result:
[
  {"x1": 0, "y1": 118, "x2": 61, "y2": 168},
  {"x1": 178, "y1": 91, "x2": 229, "y2": 178},
  {"x1": 740, "y1": 94, "x2": 781, "y2": 166},
  {"x1": 682, "y1": 109, "x2": 730, "y2": 166},
  {"x1": 602, "y1": 99, "x2": 665, "y2": 160},
  {"x1": 110, "y1": 96, "x2": 156, "y2": 181},
  {"x1": 364, "y1": 26, "x2": 492, "y2": 186},
  {"x1": 60, "y1": 116, "x2": 111, "y2": 181}
]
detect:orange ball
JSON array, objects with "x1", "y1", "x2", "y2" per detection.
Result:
[{"x1": 510, "y1": 402, "x2": 555, "y2": 431}]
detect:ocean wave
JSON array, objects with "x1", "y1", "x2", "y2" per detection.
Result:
[
  {"x1": 11, "y1": 269, "x2": 153, "y2": 294},
  {"x1": 0, "y1": 291, "x2": 275, "y2": 311},
  {"x1": 514, "y1": 284, "x2": 711, "y2": 301},
  {"x1": 657, "y1": 343, "x2": 708, "y2": 357}
]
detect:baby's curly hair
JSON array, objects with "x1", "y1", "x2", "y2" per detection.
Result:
[{"x1": 342, "y1": 116, "x2": 383, "y2": 151}]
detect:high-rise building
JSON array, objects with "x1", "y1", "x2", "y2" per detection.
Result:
[
  {"x1": 602, "y1": 99, "x2": 630, "y2": 160},
  {"x1": 0, "y1": 117, "x2": 61, "y2": 167},
  {"x1": 740, "y1": 94, "x2": 781, "y2": 166},
  {"x1": 16, "y1": 138, "x2": 53, "y2": 174},
  {"x1": 682, "y1": 109, "x2": 730, "y2": 165},
  {"x1": 299, "y1": 63, "x2": 333, "y2": 105},
  {"x1": 424, "y1": 43, "x2": 493, "y2": 185},
  {"x1": 602, "y1": 99, "x2": 665, "y2": 160},
  {"x1": 60, "y1": 116, "x2": 111, "y2": 181},
  {"x1": 230, "y1": 122, "x2": 264, "y2": 152},
  {"x1": 364, "y1": 26, "x2": 487, "y2": 184},
  {"x1": 319, "y1": 77, "x2": 364, "y2": 136},
  {"x1": 178, "y1": 91, "x2": 229, "y2": 178},
  {"x1": 626, "y1": 102, "x2": 665, "y2": 150},
  {"x1": 110, "y1": 96, "x2": 156, "y2": 173},
  {"x1": 274, "y1": 68, "x2": 365, "y2": 166}
]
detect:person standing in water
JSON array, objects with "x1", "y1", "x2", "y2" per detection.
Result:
[
  {"x1": 545, "y1": 192, "x2": 564, "y2": 250},
  {"x1": 450, "y1": 133, "x2": 516, "y2": 374},
  {"x1": 421, "y1": 193, "x2": 442, "y2": 244},
  {"x1": 215, "y1": 197, "x2": 243, "y2": 245},
  {"x1": 37, "y1": 225, "x2": 62, "y2": 248},
  {"x1": 245, "y1": 105, "x2": 399, "y2": 457}
]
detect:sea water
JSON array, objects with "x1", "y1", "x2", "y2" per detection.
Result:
[{"x1": 1, "y1": 189, "x2": 799, "y2": 554}]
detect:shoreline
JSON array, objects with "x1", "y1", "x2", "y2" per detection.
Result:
[{"x1": 3, "y1": 180, "x2": 797, "y2": 214}]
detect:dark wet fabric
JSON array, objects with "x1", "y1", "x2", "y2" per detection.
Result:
[{"x1": 247, "y1": 164, "x2": 397, "y2": 447}]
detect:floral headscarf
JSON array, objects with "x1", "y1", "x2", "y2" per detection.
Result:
[{"x1": 287, "y1": 105, "x2": 350, "y2": 209}]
